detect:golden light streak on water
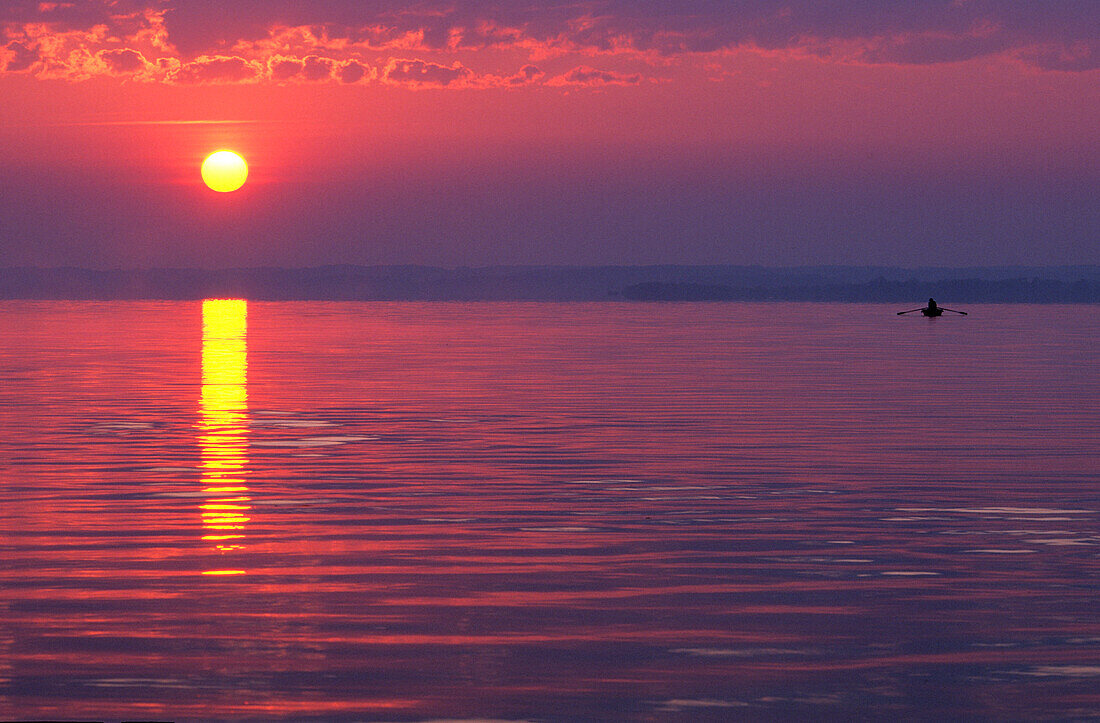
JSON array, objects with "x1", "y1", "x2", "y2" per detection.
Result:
[
  {"x1": 200, "y1": 570, "x2": 247, "y2": 576},
  {"x1": 200, "y1": 299, "x2": 250, "y2": 569}
]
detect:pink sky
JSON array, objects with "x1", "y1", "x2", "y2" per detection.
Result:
[{"x1": 1, "y1": 1, "x2": 1097, "y2": 267}]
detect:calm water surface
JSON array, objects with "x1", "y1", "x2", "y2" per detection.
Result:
[{"x1": 0, "y1": 301, "x2": 1097, "y2": 721}]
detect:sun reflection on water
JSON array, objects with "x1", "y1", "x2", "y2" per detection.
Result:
[{"x1": 200, "y1": 299, "x2": 250, "y2": 569}]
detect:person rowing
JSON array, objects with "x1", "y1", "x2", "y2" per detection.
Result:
[{"x1": 897, "y1": 298, "x2": 967, "y2": 316}]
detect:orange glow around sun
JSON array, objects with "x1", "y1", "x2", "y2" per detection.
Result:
[{"x1": 201, "y1": 150, "x2": 249, "y2": 192}]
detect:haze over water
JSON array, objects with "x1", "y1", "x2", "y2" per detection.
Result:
[{"x1": 1, "y1": 300, "x2": 1097, "y2": 720}]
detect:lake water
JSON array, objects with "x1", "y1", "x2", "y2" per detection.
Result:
[{"x1": 0, "y1": 301, "x2": 1097, "y2": 721}]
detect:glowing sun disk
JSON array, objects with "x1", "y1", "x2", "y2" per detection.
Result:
[{"x1": 201, "y1": 151, "x2": 248, "y2": 193}]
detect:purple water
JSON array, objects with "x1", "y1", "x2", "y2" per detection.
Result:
[{"x1": 1, "y1": 301, "x2": 1097, "y2": 720}]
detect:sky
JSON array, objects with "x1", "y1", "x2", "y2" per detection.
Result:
[{"x1": 0, "y1": 0, "x2": 1097, "y2": 269}]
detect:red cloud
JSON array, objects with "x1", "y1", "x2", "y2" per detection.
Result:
[
  {"x1": 547, "y1": 65, "x2": 642, "y2": 87},
  {"x1": 301, "y1": 55, "x2": 335, "y2": 81},
  {"x1": 506, "y1": 64, "x2": 544, "y2": 85},
  {"x1": 337, "y1": 59, "x2": 369, "y2": 84},
  {"x1": 171, "y1": 55, "x2": 262, "y2": 84},
  {"x1": 268, "y1": 55, "x2": 304, "y2": 82},
  {"x1": 2, "y1": 0, "x2": 1096, "y2": 86},
  {"x1": 97, "y1": 47, "x2": 147, "y2": 74},
  {"x1": 3, "y1": 40, "x2": 39, "y2": 71},
  {"x1": 267, "y1": 54, "x2": 372, "y2": 84},
  {"x1": 383, "y1": 58, "x2": 473, "y2": 87}
]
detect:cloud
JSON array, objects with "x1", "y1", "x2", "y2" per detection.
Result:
[
  {"x1": 336, "y1": 58, "x2": 369, "y2": 83},
  {"x1": 382, "y1": 58, "x2": 473, "y2": 87},
  {"x1": 97, "y1": 47, "x2": 148, "y2": 74},
  {"x1": 0, "y1": 5, "x2": 171, "y2": 79},
  {"x1": 547, "y1": 65, "x2": 642, "y2": 87},
  {"x1": 3, "y1": 40, "x2": 39, "y2": 71},
  {"x1": 171, "y1": 55, "x2": 263, "y2": 84},
  {"x1": 145, "y1": 1, "x2": 1100, "y2": 73},
  {"x1": 1016, "y1": 41, "x2": 1100, "y2": 72},
  {"x1": 267, "y1": 54, "x2": 372, "y2": 83},
  {"x1": 467, "y1": 63, "x2": 546, "y2": 89},
  {"x1": 236, "y1": 23, "x2": 429, "y2": 58},
  {"x1": 0, "y1": 0, "x2": 146, "y2": 28},
  {"x1": 506, "y1": 64, "x2": 543, "y2": 85},
  {"x1": 301, "y1": 54, "x2": 335, "y2": 81},
  {"x1": 1, "y1": 0, "x2": 1097, "y2": 84},
  {"x1": 268, "y1": 54, "x2": 303, "y2": 82}
]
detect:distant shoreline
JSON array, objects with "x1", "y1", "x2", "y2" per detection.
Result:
[{"x1": 1, "y1": 265, "x2": 1098, "y2": 303}]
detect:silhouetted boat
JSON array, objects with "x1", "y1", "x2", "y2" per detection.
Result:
[{"x1": 897, "y1": 298, "x2": 967, "y2": 317}]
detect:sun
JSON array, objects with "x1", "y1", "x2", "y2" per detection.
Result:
[{"x1": 201, "y1": 151, "x2": 248, "y2": 193}]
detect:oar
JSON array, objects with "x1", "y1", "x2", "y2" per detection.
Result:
[
  {"x1": 940, "y1": 308, "x2": 968, "y2": 315},
  {"x1": 897, "y1": 308, "x2": 924, "y2": 315}
]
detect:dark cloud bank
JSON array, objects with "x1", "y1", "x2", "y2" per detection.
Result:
[
  {"x1": 156, "y1": 0, "x2": 1100, "y2": 70},
  {"x1": 2, "y1": 0, "x2": 1098, "y2": 77}
]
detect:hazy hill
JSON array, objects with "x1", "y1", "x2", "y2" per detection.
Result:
[{"x1": 0, "y1": 265, "x2": 1098, "y2": 302}]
